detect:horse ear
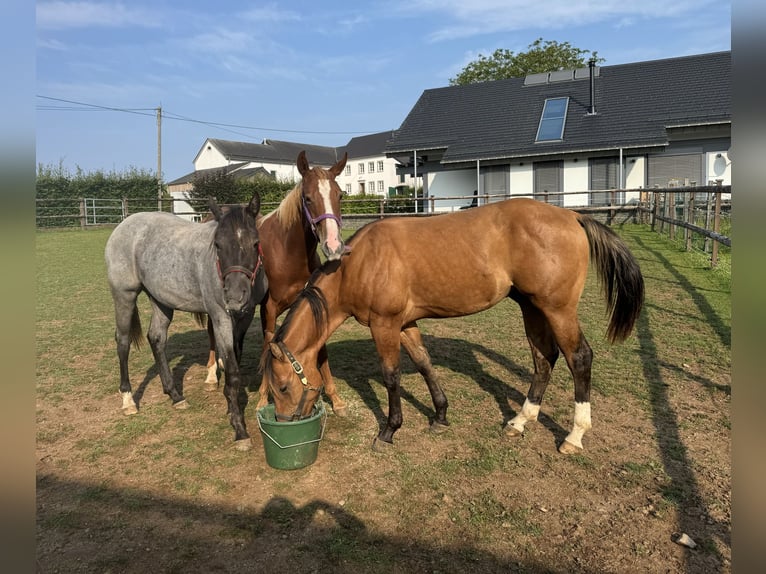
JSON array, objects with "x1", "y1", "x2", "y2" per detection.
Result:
[
  {"x1": 269, "y1": 342, "x2": 285, "y2": 362},
  {"x1": 246, "y1": 192, "x2": 261, "y2": 217},
  {"x1": 297, "y1": 150, "x2": 310, "y2": 177},
  {"x1": 330, "y1": 152, "x2": 348, "y2": 177},
  {"x1": 208, "y1": 197, "x2": 223, "y2": 221}
]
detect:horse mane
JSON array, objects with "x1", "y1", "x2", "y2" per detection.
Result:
[
  {"x1": 265, "y1": 183, "x2": 303, "y2": 230},
  {"x1": 259, "y1": 278, "x2": 328, "y2": 374}
]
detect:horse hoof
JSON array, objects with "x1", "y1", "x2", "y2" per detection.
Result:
[
  {"x1": 173, "y1": 399, "x2": 189, "y2": 410},
  {"x1": 429, "y1": 420, "x2": 450, "y2": 434},
  {"x1": 234, "y1": 438, "x2": 252, "y2": 452},
  {"x1": 372, "y1": 437, "x2": 393, "y2": 452},
  {"x1": 332, "y1": 406, "x2": 348, "y2": 418},
  {"x1": 122, "y1": 405, "x2": 138, "y2": 416},
  {"x1": 505, "y1": 425, "x2": 523, "y2": 438},
  {"x1": 558, "y1": 440, "x2": 583, "y2": 455}
]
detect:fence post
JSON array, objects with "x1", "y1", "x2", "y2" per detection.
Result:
[
  {"x1": 79, "y1": 198, "x2": 86, "y2": 229},
  {"x1": 651, "y1": 192, "x2": 658, "y2": 231},
  {"x1": 711, "y1": 184, "x2": 722, "y2": 268},
  {"x1": 704, "y1": 191, "x2": 713, "y2": 253},
  {"x1": 122, "y1": 197, "x2": 128, "y2": 220},
  {"x1": 685, "y1": 191, "x2": 694, "y2": 251}
]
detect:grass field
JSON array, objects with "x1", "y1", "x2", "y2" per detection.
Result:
[{"x1": 36, "y1": 222, "x2": 731, "y2": 573}]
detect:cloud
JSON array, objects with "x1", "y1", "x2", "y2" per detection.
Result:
[
  {"x1": 36, "y1": 1, "x2": 158, "y2": 30},
  {"x1": 399, "y1": 0, "x2": 719, "y2": 42},
  {"x1": 239, "y1": 4, "x2": 301, "y2": 23}
]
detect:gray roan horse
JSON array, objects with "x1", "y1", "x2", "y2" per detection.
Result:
[{"x1": 105, "y1": 194, "x2": 267, "y2": 450}]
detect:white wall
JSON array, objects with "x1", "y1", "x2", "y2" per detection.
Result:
[
  {"x1": 562, "y1": 159, "x2": 590, "y2": 207},
  {"x1": 194, "y1": 143, "x2": 227, "y2": 170},
  {"x1": 509, "y1": 163, "x2": 533, "y2": 196},
  {"x1": 337, "y1": 156, "x2": 413, "y2": 196},
  {"x1": 427, "y1": 170, "x2": 476, "y2": 212},
  {"x1": 706, "y1": 150, "x2": 731, "y2": 186}
]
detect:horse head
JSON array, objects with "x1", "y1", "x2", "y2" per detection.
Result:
[
  {"x1": 297, "y1": 150, "x2": 348, "y2": 261},
  {"x1": 209, "y1": 193, "x2": 263, "y2": 315}
]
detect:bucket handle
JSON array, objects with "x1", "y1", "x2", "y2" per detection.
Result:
[{"x1": 257, "y1": 401, "x2": 327, "y2": 450}]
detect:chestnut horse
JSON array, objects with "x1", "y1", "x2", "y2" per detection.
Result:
[
  {"x1": 105, "y1": 194, "x2": 267, "y2": 450},
  {"x1": 203, "y1": 151, "x2": 348, "y2": 416},
  {"x1": 261, "y1": 198, "x2": 644, "y2": 454}
]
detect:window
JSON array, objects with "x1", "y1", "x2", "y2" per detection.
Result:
[
  {"x1": 345, "y1": 184, "x2": 352, "y2": 194},
  {"x1": 647, "y1": 153, "x2": 702, "y2": 188},
  {"x1": 368, "y1": 161, "x2": 375, "y2": 173},
  {"x1": 589, "y1": 157, "x2": 623, "y2": 206},
  {"x1": 345, "y1": 165, "x2": 351, "y2": 175},
  {"x1": 536, "y1": 97, "x2": 569, "y2": 142},
  {"x1": 358, "y1": 163, "x2": 365, "y2": 174},
  {"x1": 377, "y1": 160, "x2": 384, "y2": 172},
  {"x1": 378, "y1": 180, "x2": 384, "y2": 193},
  {"x1": 533, "y1": 160, "x2": 563, "y2": 206},
  {"x1": 480, "y1": 165, "x2": 509, "y2": 201}
]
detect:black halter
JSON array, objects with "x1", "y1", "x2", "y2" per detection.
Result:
[{"x1": 274, "y1": 341, "x2": 323, "y2": 422}]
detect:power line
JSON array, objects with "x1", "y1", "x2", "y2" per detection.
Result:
[{"x1": 36, "y1": 94, "x2": 376, "y2": 136}]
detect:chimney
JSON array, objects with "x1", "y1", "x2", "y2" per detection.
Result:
[{"x1": 588, "y1": 58, "x2": 597, "y2": 115}]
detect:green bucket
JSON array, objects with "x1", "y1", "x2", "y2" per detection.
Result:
[{"x1": 256, "y1": 402, "x2": 326, "y2": 470}]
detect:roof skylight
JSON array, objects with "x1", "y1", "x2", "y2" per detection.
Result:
[{"x1": 536, "y1": 97, "x2": 569, "y2": 142}]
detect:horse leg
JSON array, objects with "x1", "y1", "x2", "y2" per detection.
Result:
[
  {"x1": 212, "y1": 314, "x2": 251, "y2": 450},
  {"x1": 204, "y1": 319, "x2": 219, "y2": 391},
  {"x1": 146, "y1": 299, "x2": 187, "y2": 409},
  {"x1": 317, "y1": 343, "x2": 347, "y2": 416},
  {"x1": 546, "y1": 313, "x2": 593, "y2": 454},
  {"x1": 506, "y1": 295, "x2": 559, "y2": 438},
  {"x1": 114, "y1": 294, "x2": 141, "y2": 415},
  {"x1": 370, "y1": 324, "x2": 404, "y2": 450},
  {"x1": 255, "y1": 300, "x2": 277, "y2": 409},
  {"x1": 400, "y1": 323, "x2": 449, "y2": 432}
]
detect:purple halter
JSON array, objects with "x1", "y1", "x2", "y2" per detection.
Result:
[{"x1": 302, "y1": 196, "x2": 342, "y2": 238}]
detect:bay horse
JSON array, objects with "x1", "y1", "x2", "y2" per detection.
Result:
[
  {"x1": 261, "y1": 198, "x2": 644, "y2": 454},
  {"x1": 105, "y1": 194, "x2": 267, "y2": 450},
  {"x1": 202, "y1": 151, "x2": 348, "y2": 416}
]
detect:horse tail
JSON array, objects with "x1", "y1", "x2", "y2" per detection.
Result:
[
  {"x1": 192, "y1": 312, "x2": 207, "y2": 329},
  {"x1": 578, "y1": 216, "x2": 644, "y2": 343},
  {"x1": 129, "y1": 306, "x2": 143, "y2": 351}
]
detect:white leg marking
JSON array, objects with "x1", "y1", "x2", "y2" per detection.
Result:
[
  {"x1": 121, "y1": 391, "x2": 137, "y2": 414},
  {"x1": 507, "y1": 398, "x2": 540, "y2": 433},
  {"x1": 204, "y1": 363, "x2": 218, "y2": 386},
  {"x1": 564, "y1": 401, "x2": 592, "y2": 450}
]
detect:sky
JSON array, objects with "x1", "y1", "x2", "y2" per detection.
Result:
[{"x1": 35, "y1": 0, "x2": 731, "y2": 182}]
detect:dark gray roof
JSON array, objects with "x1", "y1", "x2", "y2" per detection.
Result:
[
  {"x1": 208, "y1": 138, "x2": 343, "y2": 166},
  {"x1": 385, "y1": 51, "x2": 731, "y2": 164},
  {"x1": 167, "y1": 163, "x2": 272, "y2": 186},
  {"x1": 344, "y1": 131, "x2": 398, "y2": 158}
]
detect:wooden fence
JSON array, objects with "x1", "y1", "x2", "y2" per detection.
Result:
[{"x1": 36, "y1": 185, "x2": 731, "y2": 267}]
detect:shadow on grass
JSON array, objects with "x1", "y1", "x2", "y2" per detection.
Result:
[
  {"x1": 36, "y1": 475, "x2": 601, "y2": 574},
  {"x1": 629, "y1": 233, "x2": 730, "y2": 574},
  {"x1": 127, "y1": 320, "x2": 266, "y2": 409},
  {"x1": 326, "y1": 335, "x2": 570, "y2": 447}
]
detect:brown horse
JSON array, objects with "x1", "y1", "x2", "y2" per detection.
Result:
[
  {"x1": 261, "y1": 198, "x2": 644, "y2": 454},
  {"x1": 203, "y1": 151, "x2": 348, "y2": 416}
]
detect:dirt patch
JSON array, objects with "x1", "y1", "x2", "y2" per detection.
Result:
[
  {"x1": 37, "y1": 329, "x2": 730, "y2": 573},
  {"x1": 36, "y1": 228, "x2": 731, "y2": 573}
]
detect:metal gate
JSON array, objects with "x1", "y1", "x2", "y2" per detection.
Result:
[{"x1": 83, "y1": 198, "x2": 126, "y2": 225}]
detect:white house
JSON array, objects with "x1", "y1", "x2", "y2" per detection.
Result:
[
  {"x1": 386, "y1": 51, "x2": 731, "y2": 212},
  {"x1": 167, "y1": 133, "x2": 414, "y2": 219}
]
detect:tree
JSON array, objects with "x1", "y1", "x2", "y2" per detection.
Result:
[{"x1": 449, "y1": 38, "x2": 604, "y2": 85}]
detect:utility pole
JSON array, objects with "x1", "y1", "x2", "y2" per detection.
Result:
[{"x1": 156, "y1": 106, "x2": 162, "y2": 211}]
